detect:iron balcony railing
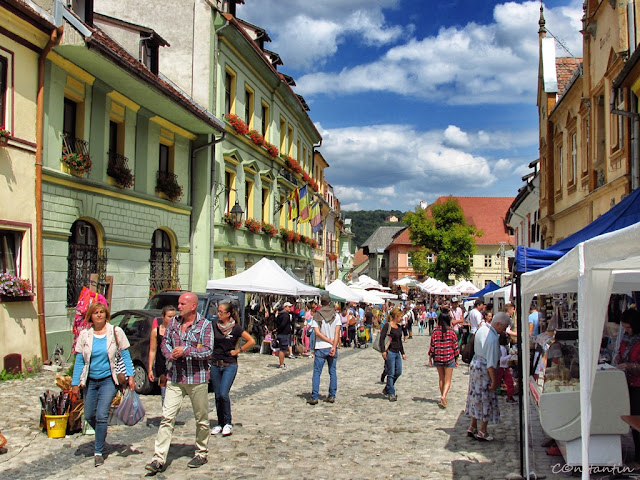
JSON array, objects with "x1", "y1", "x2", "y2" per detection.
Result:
[
  {"x1": 107, "y1": 151, "x2": 130, "y2": 177},
  {"x1": 62, "y1": 133, "x2": 90, "y2": 156}
]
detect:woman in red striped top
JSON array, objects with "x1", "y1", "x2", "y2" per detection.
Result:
[{"x1": 428, "y1": 308, "x2": 460, "y2": 408}]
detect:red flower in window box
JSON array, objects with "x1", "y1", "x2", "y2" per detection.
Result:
[
  {"x1": 302, "y1": 171, "x2": 310, "y2": 182},
  {"x1": 248, "y1": 129, "x2": 265, "y2": 147},
  {"x1": 244, "y1": 218, "x2": 262, "y2": 233},
  {"x1": 309, "y1": 239, "x2": 318, "y2": 249},
  {"x1": 292, "y1": 232, "x2": 301, "y2": 243},
  {"x1": 0, "y1": 126, "x2": 11, "y2": 145},
  {"x1": 327, "y1": 253, "x2": 338, "y2": 261},
  {"x1": 223, "y1": 212, "x2": 242, "y2": 230},
  {"x1": 280, "y1": 228, "x2": 294, "y2": 242},
  {"x1": 264, "y1": 142, "x2": 279, "y2": 157},
  {"x1": 262, "y1": 222, "x2": 278, "y2": 237},
  {"x1": 224, "y1": 113, "x2": 249, "y2": 136}
]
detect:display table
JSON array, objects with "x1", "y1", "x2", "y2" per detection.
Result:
[{"x1": 530, "y1": 365, "x2": 630, "y2": 466}]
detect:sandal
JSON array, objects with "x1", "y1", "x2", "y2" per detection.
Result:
[
  {"x1": 467, "y1": 427, "x2": 477, "y2": 438},
  {"x1": 440, "y1": 397, "x2": 447, "y2": 408},
  {"x1": 475, "y1": 431, "x2": 494, "y2": 442}
]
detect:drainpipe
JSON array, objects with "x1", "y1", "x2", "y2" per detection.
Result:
[
  {"x1": 188, "y1": 132, "x2": 226, "y2": 289},
  {"x1": 611, "y1": 87, "x2": 640, "y2": 190},
  {"x1": 36, "y1": 25, "x2": 64, "y2": 362}
]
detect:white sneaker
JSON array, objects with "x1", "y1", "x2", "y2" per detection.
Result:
[
  {"x1": 210, "y1": 425, "x2": 222, "y2": 435},
  {"x1": 279, "y1": 364, "x2": 287, "y2": 370},
  {"x1": 222, "y1": 424, "x2": 233, "y2": 436},
  {"x1": 288, "y1": 354, "x2": 295, "y2": 359}
]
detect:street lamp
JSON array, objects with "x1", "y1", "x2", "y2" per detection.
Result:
[{"x1": 230, "y1": 199, "x2": 244, "y2": 224}]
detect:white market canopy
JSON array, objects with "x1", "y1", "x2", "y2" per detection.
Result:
[
  {"x1": 350, "y1": 274, "x2": 391, "y2": 291},
  {"x1": 519, "y1": 222, "x2": 640, "y2": 480},
  {"x1": 349, "y1": 286, "x2": 386, "y2": 305},
  {"x1": 393, "y1": 276, "x2": 421, "y2": 287},
  {"x1": 430, "y1": 285, "x2": 460, "y2": 296},
  {"x1": 206, "y1": 257, "x2": 322, "y2": 296},
  {"x1": 327, "y1": 279, "x2": 363, "y2": 303},
  {"x1": 454, "y1": 280, "x2": 480, "y2": 295}
]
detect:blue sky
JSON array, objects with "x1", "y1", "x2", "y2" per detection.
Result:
[{"x1": 237, "y1": 1, "x2": 584, "y2": 211}]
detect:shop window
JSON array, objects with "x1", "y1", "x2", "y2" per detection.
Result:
[
  {"x1": 67, "y1": 220, "x2": 107, "y2": 307},
  {"x1": 149, "y1": 229, "x2": 179, "y2": 294}
]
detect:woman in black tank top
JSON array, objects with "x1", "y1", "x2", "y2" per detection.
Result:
[{"x1": 148, "y1": 305, "x2": 176, "y2": 405}]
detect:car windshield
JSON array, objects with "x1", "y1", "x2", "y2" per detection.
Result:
[{"x1": 144, "y1": 294, "x2": 206, "y2": 317}]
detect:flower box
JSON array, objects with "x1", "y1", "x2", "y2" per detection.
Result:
[
  {"x1": 62, "y1": 149, "x2": 92, "y2": 176},
  {"x1": 156, "y1": 172, "x2": 183, "y2": 202},
  {"x1": 244, "y1": 218, "x2": 262, "y2": 234},
  {"x1": 223, "y1": 212, "x2": 242, "y2": 230},
  {"x1": 0, "y1": 294, "x2": 34, "y2": 303},
  {"x1": 224, "y1": 113, "x2": 249, "y2": 136},
  {"x1": 248, "y1": 129, "x2": 264, "y2": 147},
  {"x1": 261, "y1": 222, "x2": 278, "y2": 237},
  {"x1": 264, "y1": 142, "x2": 279, "y2": 157},
  {"x1": 0, "y1": 127, "x2": 11, "y2": 145}
]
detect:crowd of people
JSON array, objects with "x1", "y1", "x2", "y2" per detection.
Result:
[{"x1": 69, "y1": 289, "x2": 525, "y2": 474}]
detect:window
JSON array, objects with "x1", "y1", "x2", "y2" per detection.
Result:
[
  {"x1": 279, "y1": 117, "x2": 286, "y2": 152},
  {"x1": 224, "y1": 259, "x2": 236, "y2": 278},
  {"x1": 556, "y1": 144, "x2": 563, "y2": 193},
  {"x1": 581, "y1": 116, "x2": 589, "y2": 176},
  {"x1": 63, "y1": 98, "x2": 77, "y2": 142},
  {"x1": 140, "y1": 36, "x2": 159, "y2": 75},
  {"x1": 224, "y1": 69, "x2": 236, "y2": 114},
  {"x1": 0, "y1": 230, "x2": 22, "y2": 275},
  {"x1": 261, "y1": 102, "x2": 269, "y2": 137},
  {"x1": 427, "y1": 253, "x2": 434, "y2": 264},
  {"x1": 149, "y1": 229, "x2": 178, "y2": 293},
  {"x1": 262, "y1": 187, "x2": 269, "y2": 222},
  {"x1": 469, "y1": 255, "x2": 474, "y2": 266},
  {"x1": 287, "y1": 125, "x2": 293, "y2": 155},
  {"x1": 612, "y1": 89, "x2": 624, "y2": 151},
  {"x1": 67, "y1": 220, "x2": 104, "y2": 307},
  {"x1": 244, "y1": 180, "x2": 253, "y2": 219},
  {"x1": 0, "y1": 56, "x2": 7, "y2": 126},
  {"x1": 225, "y1": 170, "x2": 236, "y2": 213},
  {"x1": 570, "y1": 133, "x2": 577, "y2": 184},
  {"x1": 71, "y1": 0, "x2": 94, "y2": 26},
  {"x1": 407, "y1": 254, "x2": 412, "y2": 267},
  {"x1": 244, "y1": 86, "x2": 254, "y2": 127},
  {"x1": 279, "y1": 194, "x2": 286, "y2": 228},
  {"x1": 159, "y1": 144, "x2": 169, "y2": 174},
  {"x1": 484, "y1": 255, "x2": 492, "y2": 268}
]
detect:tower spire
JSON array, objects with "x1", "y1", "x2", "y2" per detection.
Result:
[{"x1": 539, "y1": 2, "x2": 546, "y2": 35}]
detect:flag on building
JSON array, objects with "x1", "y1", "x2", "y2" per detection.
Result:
[
  {"x1": 288, "y1": 188, "x2": 299, "y2": 220},
  {"x1": 298, "y1": 185, "x2": 309, "y2": 222},
  {"x1": 310, "y1": 201, "x2": 322, "y2": 232}
]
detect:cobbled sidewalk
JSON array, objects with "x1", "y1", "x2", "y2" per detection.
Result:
[{"x1": 0, "y1": 334, "x2": 636, "y2": 479}]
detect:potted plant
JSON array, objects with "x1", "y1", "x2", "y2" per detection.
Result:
[
  {"x1": 264, "y1": 142, "x2": 279, "y2": 157},
  {"x1": 262, "y1": 222, "x2": 278, "y2": 237},
  {"x1": 302, "y1": 171, "x2": 310, "y2": 183},
  {"x1": 244, "y1": 218, "x2": 262, "y2": 233},
  {"x1": 62, "y1": 147, "x2": 92, "y2": 175},
  {"x1": 292, "y1": 232, "x2": 301, "y2": 243},
  {"x1": 155, "y1": 174, "x2": 183, "y2": 202},
  {"x1": 0, "y1": 273, "x2": 34, "y2": 302},
  {"x1": 224, "y1": 113, "x2": 249, "y2": 136},
  {"x1": 107, "y1": 163, "x2": 134, "y2": 189},
  {"x1": 0, "y1": 126, "x2": 11, "y2": 145},
  {"x1": 309, "y1": 238, "x2": 318, "y2": 249},
  {"x1": 223, "y1": 212, "x2": 242, "y2": 230},
  {"x1": 247, "y1": 129, "x2": 264, "y2": 147}
]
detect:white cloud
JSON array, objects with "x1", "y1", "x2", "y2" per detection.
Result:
[
  {"x1": 294, "y1": 1, "x2": 583, "y2": 104},
  {"x1": 492, "y1": 158, "x2": 515, "y2": 178},
  {"x1": 443, "y1": 125, "x2": 470, "y2": 149},
  {"x1": 372, "y1": 186, "x2": 396, "y2": 196},
  {"x1": 237, "y1": 0, "x2": 404, "y2": 70}
]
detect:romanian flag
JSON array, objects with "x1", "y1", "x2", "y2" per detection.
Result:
[
  {"x1": 298, "y1": 185, "x2": 309, "y2": 223},
  {"x1": 310, "y1": 201, "x2": 322, "y2": 232},
  {"x1": 288, "y1": 188, "x2": 299, "y2": 220}
]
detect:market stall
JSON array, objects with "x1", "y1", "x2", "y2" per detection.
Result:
[{"x1": 519, "y1": 222, "x2": 640, "y2": 480}]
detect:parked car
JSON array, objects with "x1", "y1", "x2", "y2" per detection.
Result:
[
  {"x1": 144, "y1": 290, "x2": 246, "y2": 327},
  {"x1": 110, "y1": 309, "x2": 160, "y2": 395}
]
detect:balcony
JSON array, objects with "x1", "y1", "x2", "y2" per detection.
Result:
[
  {"x1": 107, "y1": 151, "x2": 134, "y2": 189},
  {"x1": 279, "y1": 170, "x2": 298, "y2": 186},
  {"x1": 62, "y1": 133, "x2": 90, "y2": 156},
  {"x1": 156, "y1": 171, "x2": 183, "y2": 202}
]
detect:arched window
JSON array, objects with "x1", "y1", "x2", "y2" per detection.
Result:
[
  {"x1": 149, "y1": 229, "x2": 179, "y2": 294},
  {"x1": 67, "y1": 220, "x2": 106, "y2": 307}
]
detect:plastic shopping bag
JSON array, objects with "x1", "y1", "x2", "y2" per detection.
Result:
[{"x1": 115, "y1": 390, "x2": 145, "y2": 426}]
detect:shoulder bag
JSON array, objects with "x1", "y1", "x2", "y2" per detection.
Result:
[
  {"x1": 373, "y1": 324, "x2": 392, "y2": 353},
  {"x1": 113, "y1": 327, "x2": 127, "y2": 386}
]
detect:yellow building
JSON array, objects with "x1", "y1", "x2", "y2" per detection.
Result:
[
  {"x1": 537, "y1": 2, "x2": 639, "y2": 247},
  {"x1": 0, "y1": 1, "x2": 57, "y2": 366}
]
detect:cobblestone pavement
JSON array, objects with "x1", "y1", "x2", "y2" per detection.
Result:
[{"x1": 0, "y1": 334, "x2": 638, "y2": 479}]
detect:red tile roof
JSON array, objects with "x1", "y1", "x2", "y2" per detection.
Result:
[
  {"x1": 390, "y1": 227, "x2": 411, "y2": 245},
  {"x1": 556, "y1": 57, "x2": 582, "y2": 96},
  {"x1": 353, "y1": 248, "x2": 368, "y2": 267},
  {"x1": 428, "y1": 196, "x2": 514, "y2": 245}
]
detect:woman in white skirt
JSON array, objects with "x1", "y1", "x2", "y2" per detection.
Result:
[{"x1": 465, "y1": 312, "x2": 511, "y2": 441}]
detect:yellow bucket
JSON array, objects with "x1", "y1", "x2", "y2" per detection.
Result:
[{"x1": 45, "y1": 414, "x2": 69, "y2": 438}]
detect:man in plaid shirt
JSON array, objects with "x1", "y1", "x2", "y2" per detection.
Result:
[{"x1": 146, "y1": 292, "x2": 213, "y2": 474}]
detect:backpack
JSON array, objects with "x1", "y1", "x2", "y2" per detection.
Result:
[{"x1": 461, "y1": 333, "x2": 475, "y2": 364}]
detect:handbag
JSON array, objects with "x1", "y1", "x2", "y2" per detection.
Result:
[
  {"x1": 373, "y1": 324, "x2": 392, "y2": 353},
  {"x1": 115, "y1": 390, "x2": 145, "y2": 426},
  {"x1": 113, "y1": 327, "x2": 127, "y2": 386},
  {"x1": 461, "y1": 333, "x2": 476, "y2": 364}
]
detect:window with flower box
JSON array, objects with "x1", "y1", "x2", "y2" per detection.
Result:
[
  {"x1": 1, "y1": 229, "x2": 22, "y2": 276},
  {"x1": 0, "y1": 55, "x2": 7, "y2": 128},
  {"x1": 224, "y1": 68, "x2": 236, "y2": 114},
  {"x1": 244, "y1": 85, "x2": 254, "y2": 127},
  {"x1": 262, "y1": 187, "x2": 269, "y2": 222},
  {"x1": 261, "y1": 101, "x2": 269, "y2": 137}
]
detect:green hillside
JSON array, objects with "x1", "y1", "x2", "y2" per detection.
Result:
[{"x1": 343, "y1": 210, "x2": 406, "y2": 247}]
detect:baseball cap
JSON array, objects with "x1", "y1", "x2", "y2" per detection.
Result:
[
  {"x1": 451, "y1": 297, "x2": 458, "y2": 303},
  {"x1": 283, "y1": 302, "x2": 293, "y2": 307}
]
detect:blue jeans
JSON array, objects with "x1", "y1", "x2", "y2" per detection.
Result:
[
  {"x1": 311, "y1": 348, "x2": 338, "y2": 400},
  {"x1": 210, "y1": 363, "x2": 238, "y2": 426},
  {"x1": 309, "y1": 329, "x2": 316, "y2": 351},
  {"x1": 385, "y1": 351, "x2": 403, "y2": 396},
  {"x1": 83, "y1": 376, "x2": 118, "y2": 455}
]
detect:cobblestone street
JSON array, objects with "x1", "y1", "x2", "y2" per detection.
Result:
[{"x1": 0, "y1": 334, "x2": 632, "y2": 479}]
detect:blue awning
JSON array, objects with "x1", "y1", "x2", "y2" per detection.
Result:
[
  {"x1": 515, "y1": 187, "x2": 640, "y2": 273},
  {"x1": 467, "y1": 280, "x2": 501, "y2": 299}
]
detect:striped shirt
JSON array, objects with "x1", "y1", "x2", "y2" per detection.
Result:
[
  {"x1": 161, "y1": 313, "x2": 213, "y2": 384},
  {"x1": 428, "y1": 328, "x2": 460, "y2": 364}
]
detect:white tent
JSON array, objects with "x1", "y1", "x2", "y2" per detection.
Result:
[
  {"x1": 483, "y1": 284, "x2": 516, "y2": 305},
  {"x1": 327, "y1": 279, "x2": 363, "y2": 303},
  {"x1": 206, "y1": 257, "x2": 322, "y2": 296},
  {"x1": 430, "y1": 285, "x2": 460, "y2": 296},
  {"x1": 455, "y1": 280, "x2": 480, "y2": 295},
  {"x1": 393, "y1": 276, "x2": 421, "y2": 287},
  {"x1": 350, "y1": 275, "x2": 391, "y2": 291},
  {"x1": 349, "y1": 286, "x2": 386, "y2": 305},
  {"x1": 519, "y1": 222, "x2": 640, "y2": 480}
]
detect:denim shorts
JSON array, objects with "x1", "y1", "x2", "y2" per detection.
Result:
[
  {"x1": 434, "y1": 359, "x2": 456, "y2": 368},
  {"x1": 277, "y1": 334, "x2": 291, "y2": 348}
]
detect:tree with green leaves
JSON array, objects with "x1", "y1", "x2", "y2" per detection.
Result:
[{"x1": 403, "y1": 197, "x2": 480, "y2": 283}]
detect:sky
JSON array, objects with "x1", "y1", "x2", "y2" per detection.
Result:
[{"x1": 236, "y1": 0, "x2": 585, "y2": 211}]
